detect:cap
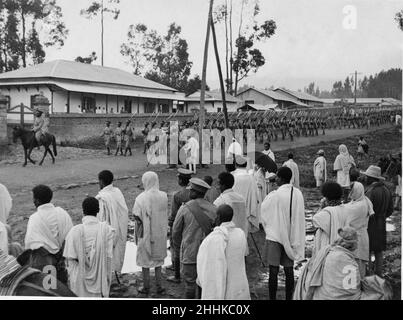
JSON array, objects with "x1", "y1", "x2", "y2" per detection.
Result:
[
  {"x1": 317, "y1": 149, "x2": 325, "y2": 155},
  {"x1": 177, "y1": 168, "x2": 193, "y2": 178},
  {"x1": 186, "y1": 178, "x2": 211, "y2": 192}
]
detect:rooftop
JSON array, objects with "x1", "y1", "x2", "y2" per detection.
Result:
[{"x1": 0, "y1": 60, "x2": 177, "y2": 92}]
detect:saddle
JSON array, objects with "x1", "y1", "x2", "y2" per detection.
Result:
[{"x1": 0, "y1": 265, "x2": 41, "y2": 296}]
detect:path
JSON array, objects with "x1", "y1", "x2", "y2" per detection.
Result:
[{"x1": 0, "y1": 124, "x2": 392, "y2": 193}]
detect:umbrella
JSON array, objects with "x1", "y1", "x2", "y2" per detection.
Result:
[{"x1": 249, "y1": 151, "x2": 277, "y2": 173}]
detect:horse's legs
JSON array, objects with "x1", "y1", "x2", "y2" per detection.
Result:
[
  {"x1": 23, "y1": 148, "x2": 28, "y2": 167},
  {"x1": 27, "y1": 145, "x2": 36, "y2": 165},
  {"x1": 39, "y1": 148, "x2": 48, "y2": 166},
  {"x1": 47, "y1": 147, "x2": 55, "y2": 164}
]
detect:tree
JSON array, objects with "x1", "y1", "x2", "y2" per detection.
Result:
[
  {"x1": 75, "y1": 51, "x2": 97, "y2": 64},
  {"x1": 121, "y1": 23, "x2": 193, "y2": 92},
  {"x1": 305, "y1": 82, "x2": 315, "y2": 95},
  {"x1": 0, "y1": 0, "x2": 68, "y2": 71},
  {"x1": 81, "y1": 0, "x2": 120, "y2": 66},
  {"x1": 343, "y1": 77, "x2": 353, "y2": 98},
  {"x1": 331, "y1": 81, "x2": 344, "y2": 98},
  {"x1": 395, "y1": 10, "x2": 403, "y2": 31},
  {"x1": 213, "y1": 0, "x2": 276, "y2": 95},
  {"x1": 185, "y1": 75, "x2": 210, "y2": 95}
]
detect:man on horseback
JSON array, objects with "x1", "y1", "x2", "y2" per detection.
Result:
[{"x1": 32, "y1": 109, "x2": 45, "y2": 146}]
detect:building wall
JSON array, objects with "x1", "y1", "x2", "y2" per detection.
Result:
[
  {"x1": 187, "y1": 101, "x2": 240, "y2": 113},
  {"x1": 236, "y1": 90, "x2": 276, "y2": 106},
  {"x1": 0, "y1": 85, "x2": 52, "y2": 110}
]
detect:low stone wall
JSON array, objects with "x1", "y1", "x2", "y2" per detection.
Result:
[{"x1": 7, "y1": 113, "x2": 195, "y2": 146}]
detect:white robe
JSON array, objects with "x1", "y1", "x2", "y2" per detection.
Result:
[
  {"x1": 63, "y1": 216, "x2": 115, "y2": 297},
  {"x1": 132, "y1": 172, "x2": 168, "y2": 268},
  {"x1": 262, "y1": 149, "x2": 275, "y2": 162},
  {"x1": 0, "y1": 183, "x2": 12, "y2": 224},
  {"x1": 25, "y1": 203, "x2": 73, "y2": 254},
  {"x1": 0, "y1": 221, "x2": 8, "y2": 255},
  {"x1": 196, "y1": 221, "x2": 250, "y2": 300},
  {"x1": 261, "y1": 184, "x2": 306, "y2": 262},
  {"x1": 183, "y1": 136, "x2": 199, "y2": 164},
  {"x1": 96, "y1": 184, "x2": 129, "y2": 273},
  {"x1": 313, "y1": 156, "x2": 327, "y2": 186},
  {"x1": 283, "y1": 159, "x2": 300, "y2": 189},
  {"x1": 232, "y1": 169, "x2": 260, "y2": 233}
]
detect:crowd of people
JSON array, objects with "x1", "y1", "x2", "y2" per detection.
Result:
[{"x1": 0, "y1": 133, "x2": 400, "y2": 299}]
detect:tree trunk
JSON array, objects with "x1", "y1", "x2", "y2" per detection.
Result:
[
  {"x1": 211, "y1": 13, "x2": 229, "y2": 128},
  {"x1": 101, "y1": 0, "x2": 104, "y2": 66},
  {"x1": 199, "y1": 0, "x2": 214, "y2": 162},
  {"x1": 224, "y1": 0, "x2": 230, "y2": 93},
  {"x1": 21, "y1": 10, "x2": 26, "y2": 68},
  {"x1": 229, "y1": 0, "x2": 233, "y2": 95}
]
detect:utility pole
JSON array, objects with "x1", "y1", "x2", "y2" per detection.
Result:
[{"x1": 350, "y1": 71, "x2": 362, "y2": 105}]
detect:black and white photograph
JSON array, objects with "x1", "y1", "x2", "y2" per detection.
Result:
[{"x1": 0, "y1": 0, "x2": 402, "y2": 306}]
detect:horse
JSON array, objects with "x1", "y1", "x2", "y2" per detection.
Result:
[
  {"x1": 12, "y1": 126, "x2": 58, "y2": 167},
  {"x1": 0, "y1": 265, "x2": 76, "y2": 297}
]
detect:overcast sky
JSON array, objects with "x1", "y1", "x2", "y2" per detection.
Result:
[{"x1": 44, "y1": 0, "x2": 403, "y2": 91}]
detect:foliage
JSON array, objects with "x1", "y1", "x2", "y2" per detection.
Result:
[
  {"x1": 0, "y1": 0, "x2": 68, "y2": 72},
  {"x1": 395, "y1": 10, "x2": 403, "y2": 31}
]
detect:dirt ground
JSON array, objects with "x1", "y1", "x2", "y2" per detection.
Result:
[{"x1": 1, "y1": 124, "x2": 401, "y2": 299}]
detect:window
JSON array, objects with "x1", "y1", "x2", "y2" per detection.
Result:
[
  {"x1": 217, "y1": 108, "x2": 222, "y2": 112},
  {"x1": 4, "y1": 96, "x2": 11, "y2": 110},
  {"x1": 160, "y1": 103, "x2": 169, "y2": 113},
  {"x1": 245, "y1": 100, "x2": 255, "y2": 104},
  {"x1": 124, "y1": 99, "x2": 132, "y2": 113},
  {"x1": 81, "y1": 96, "x2": 96, "y2": 113},
  {"x1": 144, "y1": 102, "x2": 156, "y2": 114}
]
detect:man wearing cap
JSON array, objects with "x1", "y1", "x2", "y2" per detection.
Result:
[
  {"x1": 114, "y1": 122, "x2": 123, "y2": 156},
  {"x1": 313, "y1": 150, "x2": 327, "y2": 188},
  {"x1": 362, "y1": 165, "x2": 393, "y2": 277},
  {"x1": 172, "y1": 178, "x2": 217, "y2": 299},
  {"x1": 32, "y1": 109, "x2": 45, "y2": 145},
  {"x1": 167, "y1": 168, "x2": 193, "y2": 283},
  {"x1": 101, "y1": 121, "x2": 113, "y2": 155}
]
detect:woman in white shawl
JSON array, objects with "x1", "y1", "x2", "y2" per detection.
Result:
[
  {"x1": 294, "y1": 227, "x2": 392, "y2": 300},
  {"x1": 333, "y1": 144, "x2": 356, "y2": 202},
  {"x1": 133, "y1": 171, "x2": 168, "y2": 295},
  {"x1": 312, "y1": 182, "x2": 349, "y2": 257},
  {"x1": 345, "y1": 182, "x2": 375, "y2": 278}
]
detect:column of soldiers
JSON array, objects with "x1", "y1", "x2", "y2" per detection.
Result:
[{"x1": 101, "y1": 106, "x2": 400, "y2": 156}]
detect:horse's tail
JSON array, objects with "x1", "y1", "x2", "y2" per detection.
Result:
[{"x1": 52, "y1": 136, "x2": 58, "y2": 157}]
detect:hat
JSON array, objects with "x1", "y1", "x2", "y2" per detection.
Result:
[
  {"x1": 266, "y1": 172, "x2": 276, "y2": 181},
  {"x1": 360, "y1": 165, "x2": 385, "y2": 180},
  {"x1": 177, "y1": 168, "x2": 193, "y2": 178},
  {"x1": 234, "y1": 154, "x2": 248, "y2": 166},
  {"x1": 187, "y1": 178, "x2": 211, "y2": 192},
  {"x1": 317, "y1": 149, "x2": 325, "y2": 155}
]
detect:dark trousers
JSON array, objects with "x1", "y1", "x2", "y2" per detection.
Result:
[{"x1": 181, "y1": 263, "x2": 197, "y2": 299}]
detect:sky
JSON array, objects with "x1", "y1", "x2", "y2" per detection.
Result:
[{"x1": 43, "y1": 0, "x2": 403, "y2": 92}]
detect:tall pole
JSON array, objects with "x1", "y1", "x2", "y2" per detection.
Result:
[
  {"x1": 199, "y1": 0, "x2": 214, "y2": 137},
  {"x1": 210, "y1": 9, "x2": 229, "y2": 128},
  {"x1": 101, "y1": 0, "x2": 104, "y2": 66},
  {"x1": 350, "y1": 70, "x2": 362, "y2": 106}
]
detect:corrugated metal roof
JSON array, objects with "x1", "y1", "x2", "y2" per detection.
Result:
[
  {"x1": 0, "y1": 60, "x2": 177, "y2": 92},
  {"x1": 186, "y1": 90, "x2": 240, "y2": 103},
  {"x1": 274, "y1": 88, "x2": 323, "y2": 103},
  {"x1": 237, "y1": 87, "x2": 300, "y2": 104}
]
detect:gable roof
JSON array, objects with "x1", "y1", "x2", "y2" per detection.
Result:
[
  {"x1": 274, "y1": 88, "x2": 323, "y2": 103},
  {"x1": 236, "y1": 87, "x2": 309, "y2": 107},
  {"x1": 186, "y1": 90, "x2": 241, "y2": 103},
  {"x1": 0, "y1": 60, "x2": 177, "y2": 92}
]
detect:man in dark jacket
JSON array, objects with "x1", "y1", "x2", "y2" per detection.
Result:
[{"x1": 362, "y1": 165, "x2": 394, "y2": 277}]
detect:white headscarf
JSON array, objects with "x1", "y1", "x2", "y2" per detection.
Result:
[{"x1": 348, "y1": 182, "x2": 375, "y2": 216}]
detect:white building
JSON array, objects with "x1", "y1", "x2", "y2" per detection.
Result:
[
  {"x1": 185, "y1": 90, "x2": 242, "y2": 113},
  {"x1": 0, "y1": 60, "x2": 186, "y2": 122}
]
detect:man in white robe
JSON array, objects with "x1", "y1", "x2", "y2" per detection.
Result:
[
  {"x1": 25, "y1": 185, "x2": 73, "y2": 284},
  {"x1": 261, "y1": 167, "x2": 305, "y2": 300},
  {"x1": 183, "y1": 135, "x2": 199, "y2": 173},
  {"x1": 213, "y1": 172, "x2": 248, "y2": 238},
  {"x1": 0, "y1": 182, "x2": 12, "y2": 224},
  {"x1": 197, "y1": 204, "x2": 250, "y2": 300},
  {"x1": 133, "y1": 172, "x2": 168, "y2": 295},
  {"x1": 262, "y1": 142, "x2": 275, "y2": 162},
  {"x1": 283, "y1": 153, "x2": 300, "y2": 189},
  {"x1": 64, "y1": 197, "x2": 115, "y2": 297},
  {"x1": 313, "y1": 150, "x2": 327, "y2": 188},
  {"x1": 231, "y1": 155, "x2": 260, "y2": 233},
  {"x1": 96, "y1": 170, "x2": 129, "y2": 274}
]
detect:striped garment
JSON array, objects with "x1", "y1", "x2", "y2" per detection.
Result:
[{"x1": 0, "y1": 250, "x2": 20, "y2": 283}]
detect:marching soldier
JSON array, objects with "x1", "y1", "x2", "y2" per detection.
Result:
[
  {"x1": 123, "y1": 120, "x2": 134, "y2": 157},
  {"x1": 142, "y1": 122, "x2": 150, "y2": 154},
  {"x1": 101, "y1": 121, "x2": 113, "y2": 155},
  {"x1": 114, "y1": 121, "x2": 124, "y2": 156}
]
